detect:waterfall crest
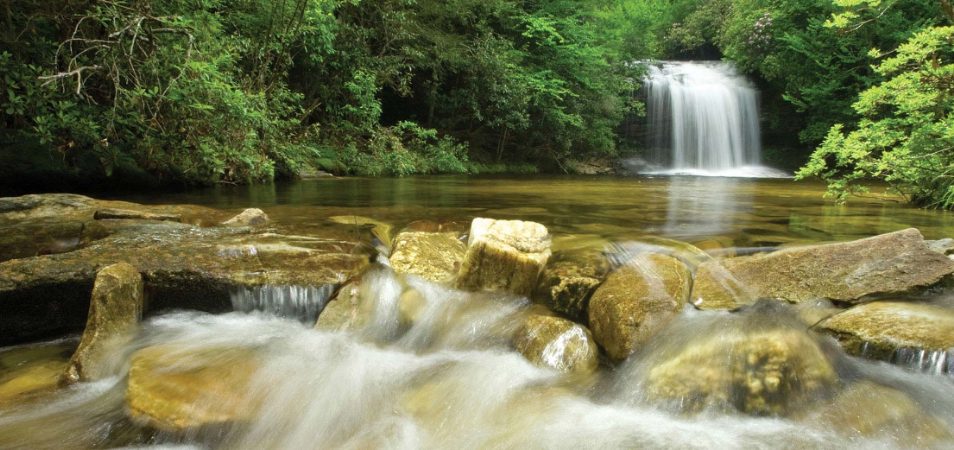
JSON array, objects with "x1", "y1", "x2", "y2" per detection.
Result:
[{"x1": 644, "y1": 61, "x2": 776, "y2": 176}]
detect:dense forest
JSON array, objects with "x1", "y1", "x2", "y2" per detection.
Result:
[{"x1": 1, "y1": 0, "x2": 952, "y2": 208}]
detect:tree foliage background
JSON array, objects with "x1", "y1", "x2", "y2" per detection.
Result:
[{"x1": 1, "y1": 0, "x2": 952, "y2": 208}]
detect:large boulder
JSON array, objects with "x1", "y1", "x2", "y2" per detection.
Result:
[
  {"x1": 588, "y1": 253, "x2": 691, "y2": 361},
  {"x1": 644, "y1": 327, "x2": 838, "y2": 416},
  {"x1": 513, "y1": 314, "x2": 598, "y2": 374},
  {"x1": 389, "y1": 231, "x2": 466, "y2": 283},
  {"x1": 63, "y1": 262, "x2": 143, "y2": 383},
  {"x1": 125, "y1": 345, "x2": 260, "y2": 432},
  {"x1": 692, "y1": 229, "x2": 954, "y2": 310},
  {"x1": 456, "y1": 218, "x2": 551, "y2": 296},
  {"x1": 532, "y1": 248, "x2": 610, "y2": 321},
  {"x1": 815, "y1": 301, "x2": 954, "y2": 373}
]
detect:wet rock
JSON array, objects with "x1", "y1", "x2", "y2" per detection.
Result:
[
  {"x1": 692, "y1": 229, "x2": 954, "y2": 310},
  {"x1": 815, "y1": 301, "x2": 954, "y2": 372},
  {"x1": 94, "y1": 208, "x2": 181, "y2": 222},
  {"x1": 645, "y1": 327, "x2": 838, "y2": 416},
  {"x1": 513, "y1": 314, "x2": 598, "y2": 374},
  {"x1": 805, "y1": 381, "x2": 951, "y2": 445},
  {"x1": 221, "y1": 208, "x2": 269, "y2": 227},
  {"x1": 125, "y1": 345, "x2": 259, "y2": 432},
  {"x1": 588, "y1": 253, "x2": 691, "y2": 361},
  {"x1": 456, "y1": 218, "x2": 551, "y2": 296},
  {"x1": 315, "y1": 281, "x2": 369, "y2": 332},
  {"x1": 389, "y1": 231, "x2": 466, "y2": 283},
  {"x1": 532, "y1": 248, "x2": 610, "y2": 321},
  {"x1": 63, "y1": 263, "x2": 143, "y2": 383},
  {"x1": 0, "y1": 227, "x2": 371, "y2": 346},
  {"x1": 927, "y1": 238, "x2": 954, "y2": 255}
]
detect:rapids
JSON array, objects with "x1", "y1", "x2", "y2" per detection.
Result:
[{"x1": 1, "y1": 260, "x2": 953, "y2": 449}]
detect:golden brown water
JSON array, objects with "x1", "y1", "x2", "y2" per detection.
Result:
[{"x1": 114, "y1": 176, "x2": 954, "y2": 247}]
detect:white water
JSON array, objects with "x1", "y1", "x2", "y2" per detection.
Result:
[
  {"x1": 2, "y1": 264, "x2": 953, "y2": 448},
  {"x1": 645, "y1": 61, "x2": 783, "y2": 177}
]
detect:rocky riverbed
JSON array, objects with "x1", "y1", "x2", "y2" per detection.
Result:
[{"x1": 0, "y1": 193, "x2": 953, "y2": 448}]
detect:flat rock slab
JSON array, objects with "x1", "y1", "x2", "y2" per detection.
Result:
[
  {"x1": 0, "y1": 196, "x2": 372, "y2": 346},
  {"x1": 692, "y1": 229, "x2": 954, "y2": 309}
]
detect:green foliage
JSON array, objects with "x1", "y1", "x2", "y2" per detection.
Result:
[
  {"x1": 797, "y1": 26, "x2": 954, "y2": 209},
  {"x1": 1, "y1": 0, "x2": 630, "y2": 184}
]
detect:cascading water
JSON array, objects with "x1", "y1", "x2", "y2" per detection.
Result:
[{"x1": 644, "y1": 61, "x2": 778, "y2": 177}]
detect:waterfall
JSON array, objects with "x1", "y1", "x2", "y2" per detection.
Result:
[
  {"x1": 231, "y1": 284, "x2": 336, "y2": 323},
  {"x1": 644, "y1": 61, "x2": 768, "y2": 175}
]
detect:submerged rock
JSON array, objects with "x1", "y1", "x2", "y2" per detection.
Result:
[
  {"x1": 456, "y1": 218, "x2": 551, "y2": 296},
  {"x1": 588, "y1": 253, "x2": 691, "y2": 361},
  {"x1": 692, "y1": 229, "x2": 954, "y2": 309},
  {"x1": 125, "y1": 345, "x2": 260, "y2": 432},
  {"x1": 815, "y1": 301, "x2": 954, "y2": 373},
  {"x1": 532, "y1": 248, "x2": 610, "y2": 321},
  {"x1": 645, "y1": 326, "x2": 838, "y2": 416},
  {"x1": 513, "y1": 314, "x2": 598, "y2": 374},
  {"x1": 0, "y1": 360, "x2": 68, "y2": 406},
  {"x1": 221, "y1": 208, "x2": 269, "y2": 227},
  {"x1": 328, "y1": 215, "x2": 393, "y2": 251},
  {"x1": 805, "y1": 381, "x2": 951, "y2": 445},
  {"x1": 63, "y1": 262, "x2": 143, "y2": 383},
  {"x1": 389, "y1": 231, "x2": 466, "y2": 283}
]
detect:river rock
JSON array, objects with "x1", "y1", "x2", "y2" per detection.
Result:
[
  {"x1": 691, "y1": 229, "x2": 954, "y2": 310},
  {"x1": 221, "y1": 208, "x2": 269, "y2": 227},
  {"x1": 645, "y1": 327, "x2": 838, "y2": 416},
  {"x1": 315, "y1": 281, "x2": 369, "y2": 331},
  {"x1": 389, "y1": 231, "x2": 466, "y2": 283},
  {"x1": 806, "y1": 381, "x2": 951, "y2": 445},
  {"x1": 532, "y1": 248, "x2": 610, "y2": 321},
  {"x1": 814, "y1": 301, "x2": 954, "y2": 372},
  {"x1": 125, "y1": 345, "x2": 260, "y2": 432},
  {"x1": 513, "y1": 314, "x2": 598, "y2": 374},
  {"x1": 456, "y1": 218, "x2": 551, "y2": 296},
  {"x1": 63, "y1": 262, "x2": 143, "y2": 383},
  {"x1": 588, "y1": 253, "x2": 691, "y2": 361}
]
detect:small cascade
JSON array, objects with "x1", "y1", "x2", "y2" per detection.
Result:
[
  {"x1": 231, "y1": 285, "x2": 335, "y2": 323},
  {"x1": 644, "y1": 61, "x2": 765, "y2": 175},
  {"x1": 870, "y1": 345, "x2": 954, "y2": 376}
]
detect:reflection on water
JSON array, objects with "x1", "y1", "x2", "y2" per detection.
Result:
[
  {"x1": 109, "y1": 176, "x2": 954, "y2": 247},
  {"x1": 663, "y1": 177, "x2": 750, "y2": 238}
]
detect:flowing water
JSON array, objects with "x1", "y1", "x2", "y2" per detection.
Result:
[
  {"x1": 1, "y1": 176, "x2": 954, "y2": 449},
  {"x1": 643, "y1": 61, "x2": 781, "y2": 177}
]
